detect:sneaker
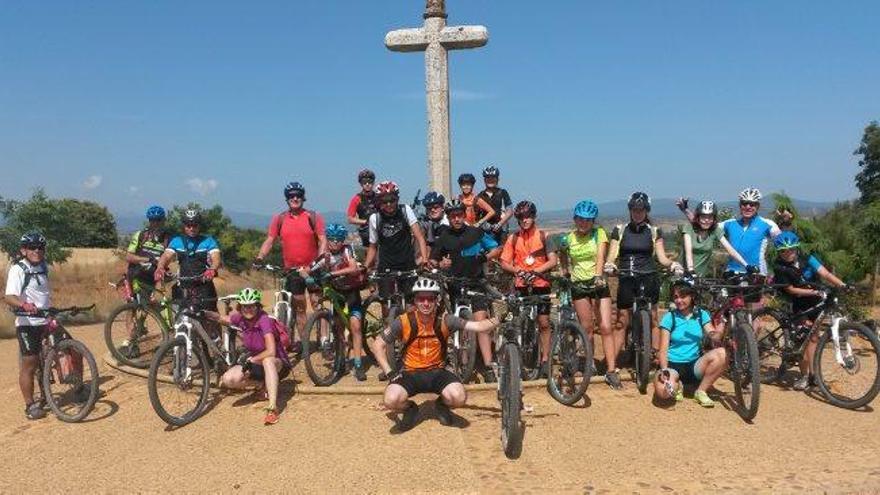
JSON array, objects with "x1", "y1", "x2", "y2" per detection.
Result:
[
  {"x1": 25, "y1": 401, "x2": 46, "y2": 420},
  {"x1": 377, "y1": 370, "x2": 389, "y2": 382},
  {"x1": 354, "y1": 366, "x2": 367, "y2": 382},
  {"x1": 72, "y1": 385, "x2": 91, "y2": 405},
  {"x1": 263, "y1": 408, "x2": 279, "y2": 425},
  {"x1": 398, "y1": 401, "x2": 419, "y2": 432},
  {"x1": 693, "y1": 390, "x2": 715, "y2": 408},
  {"x1": 674, "y1": 387, "x2": 684, "y2": 402},
  {"x1": 793, "y1": 374, "x2": 814, "y2": 391},
  {"x1": 434, "y1": 398, "x2": 454, "y2": 426},
  {"x1": 604, "y1": 370, "x2": 623, "y2": 391},
  {"x1": 482, "y1": 367, "x2": 497, "y2": 384}
]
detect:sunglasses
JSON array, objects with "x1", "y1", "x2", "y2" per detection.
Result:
[
  {"x1": 740, "y1": 202, "x2": 759, "y2": 208},
  {"x1": 183, "y1": 223, "x2": 200, "y2": 228},
  {"x1": 380, "y1": 197, "x2": 398, "y2": 205},
  {"x1": 359, "y1": 180, "x2": 374, "y2": 185},
  {"x1": 287, "y1": 195, "x2": 304, "y2": 201},
  {"x1": 414, "y1": 294, "x2": 437, "y2": 303},
  {"x1": 23, "y1": 245, "x2": 45, "y2": 251}
]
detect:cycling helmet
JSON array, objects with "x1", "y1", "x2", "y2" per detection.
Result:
[
  {"x1": 444, "y1": 199, "x2": 466, "y2": 214},
  {"x1": 696, "y1": 200, "x2": 717, "y2": 217},
  {"x1": 423, "y1": 191, "x2": 445, "y2": 208},
  {"x1": 237, "y1": 287, "x2": 262, "y2": 305},
  {"x1": 573, "y1": 200, "x2": 599, "y2": 220},
  {"x1": 774, "y1": 231, "x2": 801, "y2": 250},
  {"x1": 19, "y1": 232, "x2": 47, "y2": 248},
  {"x1": 145, "y1": 205, "x2": 166, "y2": 221},
  {"x1": 739, "y1": 187, "x2": 762, "y2": 203},
  {"x1": 458, "y1": 173, "x2": 476, "y2": 185},
  {"x1": 284, "y1": 181, "x2": 306, "y2": 199},
  {"x1": 357, "y1": 169, "x2": 376, "y2": 183},
  {"x1": 374, "y1": 181, "x2": 400, "y2": 198},
  {"x1": 482, "y1": 166, "x2": 500, "y2": 179},
  {"x1": 411, "y1": 277, "x2": 441, "y2": 295},
  {"x1": 182, "y1": 209, "x2": 202, "y2": 225},
  {"x1": 514, "y1": 200, "x2": 537, "y2": 219},
  {"x1": 670, "y1": 278, "x2": 697, "y2": 297},
  {"x1": 325, "y1": 223, "x2": 348, "y2": 242},
  {"x1": 627, "y1": 192, "x2": 651, "y2": 212}
]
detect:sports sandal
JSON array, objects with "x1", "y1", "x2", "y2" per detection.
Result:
[
  {"x1": 263, "y1": 407, "x2": 279, "y2": 425},
  {"x1": 693, "y1": 390, "x2": 715, "y2": 408}
]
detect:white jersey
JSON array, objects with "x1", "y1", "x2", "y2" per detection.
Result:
[{"x1": 5, "y1": 259, "x2": 51, "y2": 327}]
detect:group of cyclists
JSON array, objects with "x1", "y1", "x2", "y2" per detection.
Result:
[{"x1": 5, "y1": 165, "x2": 856, "y2": 429}]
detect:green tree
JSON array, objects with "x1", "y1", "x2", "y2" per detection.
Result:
[
  {"x1": 854, "y1": 121, "x2": 880, "y2": 204},
  {"x1": 0, "y1": 190, "x2": 71, "y2": 263}
]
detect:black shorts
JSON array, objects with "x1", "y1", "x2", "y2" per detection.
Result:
[
  {"x1": 398, "y1": 368, "x2": 461, "y2": 397},
  {"x1": 616, "y1": 274, "x2": 660, "y2": 310},
  {"x1": 248, "y1": 363, "x2": 291, "y2": 382},
  {"x1": 516, "y1": 286, "x2": 552, "y2": 315},
  {"x1": 668, "y1": 359, "x2": 702, "y2": 385},
  {"x1": 376, "y1": 274, "x2": 417, "y2": 305},
  {"x1": 571, "y1": 282, "x2": 611, "y2": 301},
  {"x1": 285, "y1": 273, "x2": 321, "y2": 295},
  {"x1": 17, "y1": 325, "x2": 45, "y2": 356}
]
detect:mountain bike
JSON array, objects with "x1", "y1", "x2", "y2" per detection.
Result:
[
  {"x1": 147, "y1": 293, "x2": 242, "y2": 427},
  {"x1": 104, "y1": 274, "x2": 174, "y2": 368},
  {"x1": 545, "y1": 275, "x2": 593, "y2": 405},
  {"x1": 252, "y1": 263, "x2": 295, "y2": 344},
  {"x1": 693, "y1": 273, "x2": 766, "y2": 421},
  {"x1": 755, "y1": 285, "x2": 880, "y2": 409},
  {"x1": 606, "y1": 268, "x2": 657, "y2": 394},
  {"x1": 502, "y1": 278, "x2": 550, "y2": 382},
  {"x1": 362, "y1": 269, "x2": 419, "y2": 376},
  {"x1": 14, "y1": 305, "x2": 100, "y2": 422}
]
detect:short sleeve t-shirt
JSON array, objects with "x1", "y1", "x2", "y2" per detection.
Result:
[
  {"x1": 476, "y1": 188, "x2": 512, "y2": 225},
  {"x1": 5, "y1": 260, "x2": 51, "y2": 327},
  {"x1": 268, "y1": 210, "x2": 326, "y2": 269},
  {"x1": 367, "y1": 204, "x2": 419, "y2": 245},
  {"x1": 383, "y1": 313, "x2": 467, "y2": 371},
  {"x1": 565, "y1": 228, "x2": 608, "y2": 281},
  {"x1": 660, "y1": 309, "x2": 710, "y2": 363},
  {"x1": 501, "y1": 228, "x2": 551, "y2": 288},
  {"x1": 682, "y1": 224, "x2": 724, "y2": 277},
  {"x1": 721, "y1": 216, "x2": 780, "y2": 274},
  {"x1": 166, "y1": 235, "x2": 220, "y2": 278},
  {"x1": 773, "y1": 255, "x2": 823, "y2": 289},
  {"x1": 126, "y1": 229, "x2": 169, "y2": 259},
  {"x1": 230, "y1": 311, "x2": 290, "y2": 366}
]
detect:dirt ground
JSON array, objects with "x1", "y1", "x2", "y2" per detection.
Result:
[{"x1": 1, "y1": 324, "x2": 879, "y2": 494}]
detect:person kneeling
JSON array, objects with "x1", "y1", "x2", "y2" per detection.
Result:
[
  {"x1": 654, "y1": 280, "x2": 726, "y2": 408},
  {"x1": 211, "y1": 288, "x2": 291, "y2": 425},
  {"x1": 374, "y1": 277, "x2": 499, "y2": 431}
]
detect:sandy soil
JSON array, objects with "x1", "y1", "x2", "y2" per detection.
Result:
[{"x1": 1, "y1": 323, "x2": 879, "y2": 494}]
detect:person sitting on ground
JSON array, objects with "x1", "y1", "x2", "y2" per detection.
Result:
[
  {"x1": 373, "y1": 277, "x2": 500, "y2": 431},
  {"x1": 771, "y1": 231, "x2": 847, "y2": 391},
  {"x1": 211, "y1": 288, "x2": 291, "y2": 425},
  {"x1": 654, "y1": 280, "x2": 726, "y2": 407}
]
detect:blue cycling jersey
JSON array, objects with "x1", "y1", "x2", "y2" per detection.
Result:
[
  {"x1": 720, "y1": 216, "x2": 780, "y2": 274},
  {"x1": 166, "y1": 235, "x2": 220, "y2": 278}
]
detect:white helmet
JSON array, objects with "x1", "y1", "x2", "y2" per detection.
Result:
[
  {"x1": 696, "y1": 200, "x2": 717, "y2": 216},
  {"x1": 739, "y1": 188, "x2": 762, "y2": 202},
  {"x1": 411, "y1": 277, "x2": 441, "y2": 294}
]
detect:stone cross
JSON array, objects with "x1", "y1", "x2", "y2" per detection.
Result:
[{"x1": 385, "y1": 0, "x2": 489, "y2": 198}]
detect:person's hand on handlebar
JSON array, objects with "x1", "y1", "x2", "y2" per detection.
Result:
[
  {"x1": 203, "y1": 268, "x2": 217, "y2": 281},
  {"x1": 19, "y1": 302, "x2": 37, "y2": 314},
  {"x1": 670, "y1": 262, "x2": 684, "y2": 276},
  {"x1": 439, "y1": 254, "x2": 452, "y2": 270},
  {"x1": 603, "y1": 262, "x2": 617, "y2": 275}
]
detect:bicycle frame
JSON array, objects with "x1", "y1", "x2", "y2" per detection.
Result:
[{"x1": 766, "y1": 288, "x2": 855, "y2": 368}]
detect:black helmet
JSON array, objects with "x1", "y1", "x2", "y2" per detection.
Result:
[
  {"x1": 422, "y1": 191, "x2": 445, "y2": 208},
  {"x1": 182, "y1": 209, "x2": 202, "y2": 225},
  {"x1": 671, "y1": 278, "x2": 697, "y2": 298},
  {"x1": 514, "y1": 200, "x2": 537, "y2": 219},
  {"x1": 482, "y1": 166, "x2": 500, "y2": 179},
  {"x1": 627, "y1": 192, "x2": 651, "y2": 212},
  {"x1": 20, "y1": 231, "x2": 47, "y2": 249},
  {"x1": 357, "y1": 169, "x2": 375, "y2": 183},
  {"x1": 458, "y1": 173, "x2": 476, "y2": 185},
  {"x1": 284, "y1": 181, "x2": 305, "y2": 200},
  {"x1": 444, "y1": 199, "x2": 466, "y2": 214}
]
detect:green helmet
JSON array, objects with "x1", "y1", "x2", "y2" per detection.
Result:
[{"x1": 237, "y1": 288, "x2": 262, "y2": 305}]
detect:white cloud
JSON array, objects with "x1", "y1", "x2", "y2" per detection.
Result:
[
  {"x1": 82, "y1": 175, "x2": 103, "y2": 190},
  {"x1": 128, "y1": 186, "x2": 140, "y2": 194},
  {"x1": 186, "y1": 178, "x2": 219, "y2": 196}
]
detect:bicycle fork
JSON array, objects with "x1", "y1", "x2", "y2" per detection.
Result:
[{"x1": 830, "y1": 316, "x2": 856, "y2": 370}]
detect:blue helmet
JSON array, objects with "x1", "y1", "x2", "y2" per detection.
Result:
[
  {"x1": 423, "y1": 191, "x2": 445, "y2": 208},
  {"x1": 145, "y1": 205, "x2": 166, "y2": 221},
  {"x1": 774, "y1": 231, "x2": 801, "y2": 250},
  {"x1": 573, "y1": 200, "x2": 599, "y2": 220},
  {"x1": 325, "y1": 223, "x2": 348, "y2": 241}
]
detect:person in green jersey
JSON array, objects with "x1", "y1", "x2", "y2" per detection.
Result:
[
  {"x1": 126, "y1": 206, "x2": 171, "y2": 296},
  {"x1": 559, "y1": 200, "x2": 622, "y2": 390},
  {"x1": 677, "y1": 200, "x2": 748, "y2": 277}
]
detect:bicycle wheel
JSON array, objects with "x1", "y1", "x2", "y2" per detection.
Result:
[
  {"x1": 42, "y1": 339, "x2": 100, "y2": 422},
  {"x1": 813, "y1": 321, "x2": 880, "y2": 409},
  {"x1": 449, "y1": 308, "x2": 479, "y2": 383},
  {"x1": 386, "y1": 305, "x2": 403, "y2": 373},
  {"x1": 499, "y1": 342, "x2": 523, "y2": 459},
  {"x1": 634, "y1": 309, "x2": 652, "y2": 394},
  {"x1": 520, "y1": 315, "x2": 541, "y2": 381},
  {"x1": 547, "y1": 320, "x2": 592, "y2": 405},
  {"x1": 148, "y1": 336, "x2": 210, "y2": 427},
  {"x1": 730, "y1": 318, "x2": 761, "y2": 421},
  {"x1": 303, "y1": 308, "x2": 345, "y2": 386},
  {"x1": 104, "y1": 302, "x2": 170, "y2": 369},
  {"x1": 753, "y1": 308, "x2": 789, "y2": 384}
]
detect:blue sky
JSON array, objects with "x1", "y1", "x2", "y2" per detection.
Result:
[{"x1": 1, "y1": 0, "x2": 878, "y2": 217}]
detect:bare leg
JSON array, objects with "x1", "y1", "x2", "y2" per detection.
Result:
[
  {"x1": 473, "y1": 310, "x2": 493, "y2": 366},
  {"x1": 439, "y1": 382, "x2": 467, "y2": 408},
  {"x1": 695, "y1": 348, "x2": 728, "y2": 392},
  {"x1": 596, "y1": 297, "x2": 616, "y2": 370},
  {"x1": 538, "y1": 314, "x2": 551, "y2": 362},
  {"x1": 261, "y1": 357, "x2": 282, "y2": 410},
  {"x1": 19, "y1": 355, "x2": 39, "y2": 404}
]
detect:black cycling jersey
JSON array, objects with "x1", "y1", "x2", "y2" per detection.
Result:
[
  {"x1": 475, "y1": 187, "x2": 512, "y2": 225},
  {"x1": 612, "y1": 222, "x2": 662, "y2": 273},
  {"x1": 431, "y1": 225, "x2": 492, "y2": 280},
  {"x1": 376, "y1": 207, "x2": 416, "y2": 272}
]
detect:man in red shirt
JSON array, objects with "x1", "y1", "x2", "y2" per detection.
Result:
[{"x1": 256, "y1": 181, "x2": 327, "y2": 353}]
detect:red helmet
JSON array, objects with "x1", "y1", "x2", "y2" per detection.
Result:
[{"x1": 374, "y1": 181, "x2": 400, "y2": 197}]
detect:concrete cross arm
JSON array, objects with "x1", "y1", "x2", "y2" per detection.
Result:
[
  {"x1": 385, "y1": 28, "x2": 430, "y2": 52},
  {"x1": 438, "y1": 25, "x2": 489, "y2": 49}
]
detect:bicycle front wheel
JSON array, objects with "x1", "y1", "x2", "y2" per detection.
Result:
[
  {"x1": 547, "y1": 320, "x2": 592, "y2": 405},
  {"x1": 520, "y1": 316, "x2": 541, "y2": 381},
  {"x1": 43, "y1": 339, "x2": 100, "y2": 423},
  {"x1": 148, "y1": 336, "x2": 210, "y2": 427},
  {"x1": 499, "y1": 342, "x2": 523, "y2": 459},
  {"x1": 105, "y1": 302, "x2": 170, "y2": 369},
  {"x1": 634, "y1": 309, "x2": 652, "y2": 394},
  {"x1": 813, "y1": 321, "x2": 880, "y2": 409},
  {"x1": 303, "y1": 309, "x2": 345, "y2": 386},
  {"x1": 753, "y1": 308, "x2": 789, "y2": 384},
  {"x1": 730, "y1": 319, "x2": 761, "y2": 421}
]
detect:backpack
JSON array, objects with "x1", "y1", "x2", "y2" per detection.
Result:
[
  {"x1": 275, "y1": 209, "x2": 319, "y2": 247},
  {"x1": 16, "y1": 260, "x2": 48, "y2": 295},
  {"x1": 269, "y1": 316, "x2": 292, "y2": 352}
]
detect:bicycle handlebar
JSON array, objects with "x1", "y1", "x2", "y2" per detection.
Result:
[{"x1": 13, "y1": 304, "x2": 96, "y2": 318}]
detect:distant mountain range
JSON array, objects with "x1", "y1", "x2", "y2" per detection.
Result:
[{"x1": 113, "y1": 197, "x2": 840, "y2": 233}]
